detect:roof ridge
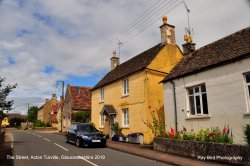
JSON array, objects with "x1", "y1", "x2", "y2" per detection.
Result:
[
  {"x1": 194, "y1": 26, "x2": 250, "y2": 53},
  {"x1": 92, "y1": 43, "x2": 164, "y2": 90}
]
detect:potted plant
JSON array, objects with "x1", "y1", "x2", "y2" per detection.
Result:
[
  {"x1": 111, "y1": 122, "x2": 122, "y2": 141},
  {"x1": 127, "y1": 132, "x2": 144, "y2": 144}
]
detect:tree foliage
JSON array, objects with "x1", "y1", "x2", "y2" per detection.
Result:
[
  {"x1": 0, "y1": 77, "x2": 17, "y2": 121},
  {"x1": 9, "y1": 118, "x2": 25, "y2": 127},
  {"x1": 73, "y1": 110, "x2": 91, "y2": 123},
  {"x1": 27, "y1": 106, "x2": 38, "y2": 122}
]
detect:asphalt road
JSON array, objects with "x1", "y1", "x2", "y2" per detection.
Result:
[{"x1": 9, "y1": 130, "x2": 171, "y2": 166}]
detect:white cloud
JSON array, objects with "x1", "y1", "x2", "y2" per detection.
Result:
[{"x1": 0, "y1": 0, "x2": 249, "y2": 114}]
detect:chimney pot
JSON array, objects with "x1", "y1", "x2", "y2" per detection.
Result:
[
  {"x1": 111, "y1": 51, "x2": 119, "y2": 70},
  {"x1": 160, "y1": 16, "x2": 175, "y2": 45}
]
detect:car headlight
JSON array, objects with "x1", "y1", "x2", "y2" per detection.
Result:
[
  {"x1": 102, "y1": 135, "x2": 106, "y2": 139},
  {"x1": 82, "y1": 135, "x2": 90, "y2": 140}
]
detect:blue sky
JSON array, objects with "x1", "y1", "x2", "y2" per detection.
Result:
[{"x1": 0, "y1": 0, "x2": 250, "y2": 114}]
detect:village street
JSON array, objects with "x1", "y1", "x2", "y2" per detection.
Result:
[{"x1": 7, "y1": 130, "x2": 170, "y2": 166}]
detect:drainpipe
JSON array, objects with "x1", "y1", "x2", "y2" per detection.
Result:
[{"x1": 170, "y1": 81, "x2": 178, "y2": 133}]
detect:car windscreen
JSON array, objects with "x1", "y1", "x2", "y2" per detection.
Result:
[{"x1": 78, "y1": 125, "x2": 98, "y2": 132}]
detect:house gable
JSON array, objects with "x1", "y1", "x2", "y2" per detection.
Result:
[{"x1": 163, "y1": 26, "x2": 250, "y2": 82}]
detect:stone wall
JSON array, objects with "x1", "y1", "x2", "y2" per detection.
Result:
[{"x1": 154, "y1": 137, "x2": 250, "y2": 165}]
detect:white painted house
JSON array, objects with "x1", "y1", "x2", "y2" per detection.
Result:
[{"x1": 162, "y1": 27, "x2": 250, "y2": 144}]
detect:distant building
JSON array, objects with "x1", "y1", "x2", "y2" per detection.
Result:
[
  {"x1": 1, "y1": 117, "x2": 9, "y2": 127},
  {"x1": 37, "y1": 93, "x2": 57, "y2": 123},
  {"x1": 62, "y1": 85, "x2": 92, "y2": 132},
  {"x1": 162, "y1": 26, "x2": 250, "y2": 144}
]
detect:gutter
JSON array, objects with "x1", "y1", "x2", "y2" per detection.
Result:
[{"x1": 170, "y1": 81, "x2": 178, "y2": 133}]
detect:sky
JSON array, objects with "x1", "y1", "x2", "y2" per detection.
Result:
[{"x1": 0, "y1": 0, "x2": 250, "y2": 115}]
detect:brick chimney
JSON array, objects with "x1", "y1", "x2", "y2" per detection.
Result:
[
  {"x1": 160, "y1": 16, "x2": 176, "y2": 45},
  {"x1": 111, "y1": 51, "x2": 119, "y2": 70},
  {"x1": 52, "y1": 93, "x2": 56, "y2": 99},
  {"x1": 182, "y1": 34, "x2": 196, "y2": 56}
]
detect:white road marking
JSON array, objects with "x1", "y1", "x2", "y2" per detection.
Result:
[
  {"x1": 54, "y1": 143, "x2": 68, "y2": 151},
  {"x1": 37, "y1": 135, "x2": 42, "y2": 138},
  {"x1": 43, "y1": 138, "x2": 51, "y2": 142},
  {"x1": 77, "y1": 156, "x2": 99, "y2": 166}
]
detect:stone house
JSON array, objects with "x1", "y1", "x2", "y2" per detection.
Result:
[
  {"x1": 37, "y1": 93, "x2": 57, "y2": 123},
  {"x1": 62, "y1": 85, "x2": 92, "y2": 132},
  {"x1": 162, "y1": 26, "x2": 250, "y2": 144},
  {"x1": 91, "y1": 16, "x2": 183, "y2": 143}
]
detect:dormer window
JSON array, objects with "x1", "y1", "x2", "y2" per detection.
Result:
[
  {"x1": 76, "y1": 88, "x2": 81, "y2": 94},
  {"x1": 123, "y1": 78, "x2": 129, "y2": 96}
]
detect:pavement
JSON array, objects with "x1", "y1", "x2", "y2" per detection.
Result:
[
  {"x1": 106, "y1": 140, "x2": 226, "y2": 166},
  {"x1": 0, "y1": 130, "x2": 13, "y2": 166}
]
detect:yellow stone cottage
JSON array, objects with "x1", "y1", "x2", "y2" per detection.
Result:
[{"x1": 91, "y1": 16, "x2": 183, "y2": 143}]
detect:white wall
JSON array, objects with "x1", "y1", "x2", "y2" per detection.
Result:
[{"x1": 163, "y1": 57, "x2": 250, "y2": 144}]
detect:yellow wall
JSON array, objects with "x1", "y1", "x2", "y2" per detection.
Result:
[
  {"x1": 91, "y1": 44, "x2": 183, "y2": 143},
  {"x1": 1, "y1": 117, "x2": 9, "y2": 126}
]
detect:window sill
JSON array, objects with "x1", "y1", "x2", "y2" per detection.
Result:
[
  {"x1": 121, "y1": 94, "x2": 129, "y2": 98},
  {"x1": 244, "y1": 112, "x2": 250, "y2": 116},
  {"x1": 186, "y1": 114, "x2": 211, "y2": 120},
  {"x1": 99, "y1": 101, "x2": 104, "y2": 104},
  {"x1": 121, "y1": 126, "x2": 129, "y2": 129},
  {"x1": 99, "y1": 127, "x2": 104, "y2": 129}
]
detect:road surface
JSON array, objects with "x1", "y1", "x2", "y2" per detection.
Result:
[{"x1": 8, "y1": 130, "x2": 171, "y2": 166}]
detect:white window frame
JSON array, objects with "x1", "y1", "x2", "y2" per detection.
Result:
[
  {"x1": 187, "y1": 84, "x2": 208, "y2": 116},
  {"x1": 122, "y1": 108, "x2": 129, "y2": 127},
  {"x1": 244, "y1": 73, "x2": 250, "y2": 112},
  {"x1": 100, "y1": 114, "x2": 104, "y2": 128},
  {"x1": 100, "y1": 87, "x2": 104, "y2": 102},
  {"x1": 123, "y1": 78, "x2": 129, "y2": 96}
]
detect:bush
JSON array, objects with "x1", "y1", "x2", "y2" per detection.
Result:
[
  {"x1": 45, "y1": 121, "x2": 52, "y2": 127},
  {"x1": 243, "y1": 124, "x2": 250, "y2": 145},
  {"x1": 143, "y1": 109, "x2": 165, "y2": 137},
  {"x1": 33, "y1": 120, "x2": 46, "y2": 127}
]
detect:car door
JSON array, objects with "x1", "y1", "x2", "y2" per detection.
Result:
[{"x1": 71, "y1": 124, "x2": 78, "y2": 143}]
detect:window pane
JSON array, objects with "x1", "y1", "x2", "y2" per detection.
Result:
[
  {"x1": 189, "y1": 96, "x2": 195, "y2": 115},
  {"x1": 202, "y1": 94, "x2": 208, "y2": 114},
  {"x1": 195, "y1": 87, "x2": 199, "y2": 93},
  {"x1": 248, "y1": 85, "x2": 250, "y2": 99},
  {"x1": 246, "y1": 74, "x2": 250, "y2": 83},
  {"x1": 195, "y1": 96, "x2": 201, "y2": 114},
  {"x1": 188, "y1": 88, "x2": 193, "y2": 95},
  {"x1": 201, "y1": 84, "x2": 206, "y2": 92}
]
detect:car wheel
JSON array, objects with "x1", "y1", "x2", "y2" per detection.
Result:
[
  {"x1": 65, "y1": 136, "x2": 69, "y2": 143},
  {"x1": 76, "y1": 138, "x2": 82, "y2": 147}
]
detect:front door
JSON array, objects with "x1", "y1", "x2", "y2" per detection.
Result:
[{"x1": 109, "y1": 116, "x2": 114, "y2": 137}]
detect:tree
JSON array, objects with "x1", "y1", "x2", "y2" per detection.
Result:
[
  {"x1": 9, "y1": 117, "x2": 25, "y2": 127},
  {"x1": 73, "y1": 111, "x2": 91, "y2": 123},
  {"x1": 27, "y1": 106, "x2": 38, "y2": 122},
  {"x1": 0, "y1": 77, "x2": 17, "y2": 131}
]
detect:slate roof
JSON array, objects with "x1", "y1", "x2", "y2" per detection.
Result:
[
  {"x1": 69, "y1": 85, "x2": 92, "y2": 110},
  {"x1": 92, "y1": 43, "x2": 165, "y2": 90},
  {"x1": 100, "y1": 105, "x2": 117, "y2": 115},
  {"x1": 163, "y1": 26, "x2": 250, "y2": 82}
]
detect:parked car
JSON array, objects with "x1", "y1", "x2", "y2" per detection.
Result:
[{"x1": 65, "y1": 123, "x2": 106, "y2": 147}]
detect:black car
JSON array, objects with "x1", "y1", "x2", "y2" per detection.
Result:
[{"x1": 65, "y1": 123, "x2": 106, "y2": 147}]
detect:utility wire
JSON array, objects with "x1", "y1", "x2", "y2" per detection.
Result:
[{"x1": 83, "y1": 0, "x2": 185, "y2": 70}]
